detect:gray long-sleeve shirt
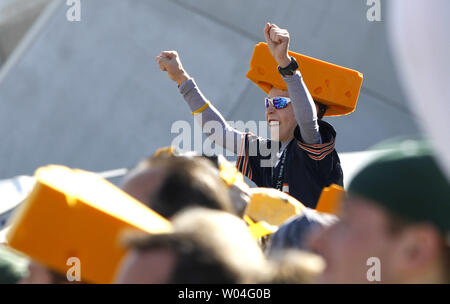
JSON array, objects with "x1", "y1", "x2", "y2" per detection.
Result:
[{"x1": 178, "y1": 71, "x2": 321, "y2": 155}]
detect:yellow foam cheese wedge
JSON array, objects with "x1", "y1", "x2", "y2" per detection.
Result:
[
  {"x1": 243, "y1": 215, "x2": 278, "y2": 240},
  {"x1": 245, "y1": 188, "x2": 305, "y2": 227},
  {"x1": 6, "y1": 165, "x2": 171, "y2": 284}
]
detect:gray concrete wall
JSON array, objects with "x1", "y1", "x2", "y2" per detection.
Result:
[
  {"x1": 0, "y1": 0, "x2": 421, "y2": 179},
  {"x1": 0, "y1": 0, "x2": 50, "y2": 62}
]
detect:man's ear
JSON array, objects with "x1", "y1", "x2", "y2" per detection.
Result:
[{"x1": 391, "y1": 224, "x2": 442, "y2": 277}]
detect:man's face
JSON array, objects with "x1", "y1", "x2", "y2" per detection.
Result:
[
  {"x1": 266, "y1": 87, "x2": 297, "y2": 143},
  {"x1": 115, "y1": 248, "x2": 176, "y2": 284},
  {"x1": 310, "y1": 197, "x2": 400, "y2": 283}
]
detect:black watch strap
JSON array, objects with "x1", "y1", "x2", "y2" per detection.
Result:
[{"x1": 278, "y1": 56, "x2": 298, "y2": 77}]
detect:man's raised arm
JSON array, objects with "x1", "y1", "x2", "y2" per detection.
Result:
[
  {"x1": 156, "y1": 51, "x2": 243, "y2": 154},
  {"x1": 264, "y1": 23, "x2": 322, "y2": 145}
]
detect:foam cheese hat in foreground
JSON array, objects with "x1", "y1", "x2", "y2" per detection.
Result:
[
  {"x1": 246, "y1": 43, "x2": 364, "y2": 117},
  {"x1": 244, "y1": 188, "x2": 305, "y2": 239},
  {"x1": 6, "y1": 165, "x2": 171, "y2": 284},
  {"x1": 315, "y1": 184, "x2": 346, "y2": 216}
]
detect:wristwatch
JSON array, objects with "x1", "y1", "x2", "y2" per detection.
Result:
[{"x1": 278, "y1": 56, "x2": 298, "y2": 77}]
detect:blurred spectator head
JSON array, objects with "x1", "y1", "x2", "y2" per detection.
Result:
[
  {"x1": 121, "y1": 157, "x2": 166, "y2": 208},
  {"x1": 174, "y1": 151, "x2": 251, "y2": 217},
  {"x1": 311, "y1": 141, "x2": 450, "y2": 283},
  {"x1": 264, "y1": 249, "x2": 325, "y2": 284},
  {"x1": 168, "y1": 151, "x2": 251, "y2": 217},
  {"x1": 116, "y1": 208, "x2": 268, "y2": 284},
  {"x1": 18, "y1": 260, "x2": 72, "y2": 284},
  {"x1": 266, "y1": 208, "x2": 338, "y2": 255},
  {"x1": 122, "y1": 153, "x2": 233, "y2": 218}
]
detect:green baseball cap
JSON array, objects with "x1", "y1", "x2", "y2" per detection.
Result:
[{"x1": 348, "y1": 140, "x2": 450, "y2": 234}]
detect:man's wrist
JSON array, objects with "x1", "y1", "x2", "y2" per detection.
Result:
[
  {"x1": 175, "y1": 73, "x2": 190, "y2": 87},
  {"x1": 277, "y1": 56, "x2": 291, "y2": 69},
  {"x1": 278, "y1": 56, "x2": 298, "y2": 77}
]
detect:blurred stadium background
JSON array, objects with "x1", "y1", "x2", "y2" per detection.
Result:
[{"x1": 0, "y1": 0, "x2": 421, "y2": 183}]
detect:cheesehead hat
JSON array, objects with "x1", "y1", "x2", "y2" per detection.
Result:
[
  {"x1": 246, "y1": 42, "x2": 364, "y2": 117},
  {"x1": 6, "y1": 165, "x2": 171, "y2": 284}
]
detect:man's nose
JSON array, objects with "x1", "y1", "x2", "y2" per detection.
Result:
[{"x1": 266, "y1": 104, "x2": 276, "y2": 113}]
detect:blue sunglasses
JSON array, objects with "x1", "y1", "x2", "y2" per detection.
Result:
[{"x1": 265, "y1": 97, "x2": 291, "y2": 109}]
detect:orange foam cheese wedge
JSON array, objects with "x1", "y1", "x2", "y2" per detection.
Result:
[
  {"x1": 315, "y1": 184, "x2": 346, "y2": 215},
  {"x1": 246, "y1": 42, "x2": 364, "y2": 117}
]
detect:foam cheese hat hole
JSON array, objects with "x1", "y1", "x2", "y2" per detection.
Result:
[
  {"x1": 6, "y1": 165, "x2": 171, "y2": 284},
  {"x1": 246, "y1": 43, "x2": 364, "y2": 117}
]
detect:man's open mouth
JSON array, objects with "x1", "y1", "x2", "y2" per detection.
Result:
[{"x1": 269, "y1": 120, "x2": 280, "y2": 126}]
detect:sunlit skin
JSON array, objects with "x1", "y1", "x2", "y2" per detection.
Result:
[
  {"x1": 266, "y1": 87, "x2": 320, "y2": 143},
  {"x1": 121, "y1": 166, "x2": 166, "y2": 208},
  {"x1": 115, "y1": 249, "x2": 176, "y2": 284},
  {"x1": 309, "y1": 197, "x2": 447, "y2": 284}
]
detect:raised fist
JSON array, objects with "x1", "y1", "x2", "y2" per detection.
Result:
[
  {"x1": 264, "y1": 23, "x2": 291, "y2": 68},
  {"x1": 156, "y1": 51, "x2": 190, "y2": 86}
]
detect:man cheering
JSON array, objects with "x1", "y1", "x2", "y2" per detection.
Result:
[{"x1": 156, "y1": 23, "x2": 359, "y2": 208}]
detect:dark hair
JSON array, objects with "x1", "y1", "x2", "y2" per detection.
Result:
[
  {"x1": 123, "y1": 232, "x2": 242, "y2": 284},
  {"x1": 263, "y1": 250, "x2": 323, "y2": 284},
  {"x1": 150, "y1": 157, "x2": 233, "y2": 218},
  {"x1": 315, "y1": 102, "x2": 327, "y2": 120}
]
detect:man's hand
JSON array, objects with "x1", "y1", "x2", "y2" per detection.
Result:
[
  {"x1": 264, "y1": 23, "x2": 291, "y2": 68},
  {"x1": 156, "y1": 51, "x2": 190, "y2": 86}
]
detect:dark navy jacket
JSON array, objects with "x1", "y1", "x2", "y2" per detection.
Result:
[{"x1": 236, "y1": 120, "x2": 343, "y2": 208}]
